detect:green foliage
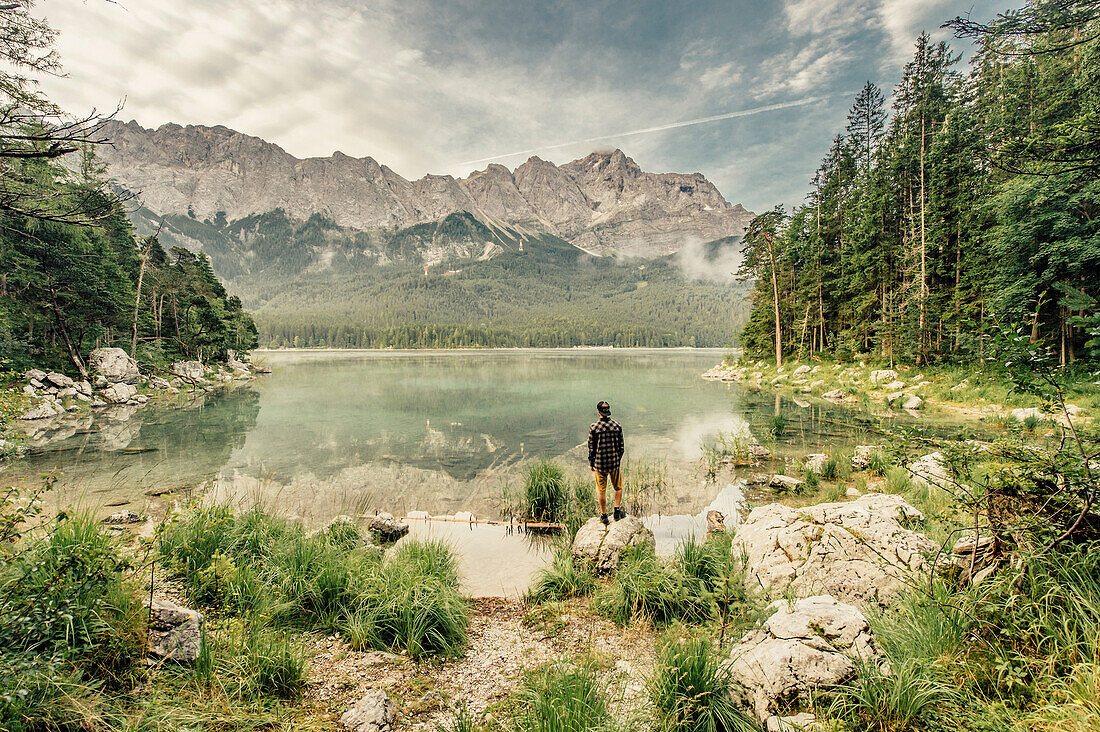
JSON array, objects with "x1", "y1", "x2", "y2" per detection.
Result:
[
  {"x1": 649, "y1": 635, "x2": 757, "y2": 732},
  {"x1": 524, "y1": 460, "x2": 570, "y2": 524},
  {"x1": 827, "y1": 658, "x2": 961, "y2": 731},
  {"x1": 526, "y1": 547, "x2": 598, "y2": 604},
  {"x1": 512, "y1": 662, "x2": 611, "y2": 732},
  {"x1": 592, "y1": 537, "x2": 757, "y2": 630},
  {"x1": 767, "y1": 414, "x2": 788, "y2": 439},
  {"x1": 157, "y1": 505, "x2": 469, "y2": 657},
  {"x1": 737, "y1": 9, "x2": 1100, "y2": 367}
]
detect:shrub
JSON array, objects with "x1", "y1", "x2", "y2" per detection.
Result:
[
  {"x1": 649, "y1": 635, "x2": 757, "y2": 732},
  {"x1": 866, "y1": 449, "x2": 891, "y2": 476},
  {"x1": 767, "y1": 414, "x2": 788, "y2": 439},
  {"x1": 821, "y1": 450, "x2": 851, "y2": 481},
  {"x1": 524, "y1": 460, "x2": 570, "y2": 523},
  {"x1": 513, "y1": 662, "x2": 610, "y2": 732},
  {"x1": 827, "y1": 658, "x2": 960, "y2": 731},
  {"x1": 526, "y1": 547, "x2": 598, "y2": 604}
]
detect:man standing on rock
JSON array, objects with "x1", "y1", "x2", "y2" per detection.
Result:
[{"x1": 588, "y1": 400, "x2": 625, "y2": 525}]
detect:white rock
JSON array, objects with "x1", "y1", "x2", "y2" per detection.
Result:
[
  {"x1": 728, "y1": 595, "x2": 875, "y2": 723},
  {"x1": 793, "y1": 365, "x2": 811, "y2": 376},
  {"x1": 870, "y1": 369, "x2": 898, "y2": 384},
  {"x1": 903, "y1": 395, "x2": 923, "y2": 410},
  {"x1": 804, "y1": 454, "x2": 827, "y2": 474},
  {"x1": 340, "y1": 690, "x2": 394, "y2": 732},
  {"x1": 22, "y1": 384, "x2": 36, "y2": 396},
  {"x1": 101, "y1": 382, "x2": 138, "y2": 404},
  {"x1": 171, "y1": 360, "x2": 206, "y2": 381},
  {"x1": 845, "y1": 487, "x2": 862, "y2": 497},
  {"x1": 883, "y1": 380, "x2": 906, "y2": 391},
  {"x1": 24, "y1": 368, "x2": 46, "y2": 382},
  {"x1": 571, "y1": 516, "x2": 655, "y2": 574},
  {"x1": 821, "y1": 389, "x2": 848, "y2": 402},
  {"x1": 769, "y1": 474, "x2": 804, "y2": 492},
  {"x1": 735, "y1": 494, "x2": 936, "y2": 607},
  {"x1": 909, "y1": 452, "x2": 950, "y2": 490},
  {"x1": 19, "y1": 401, "x2": 58, "y2": 420},
  {"x1": 89, "y1": 348, "x2": 142, "y2": 384},
  {"x1": 45, "y1": 372, "x2": 74, "y2": 388}
]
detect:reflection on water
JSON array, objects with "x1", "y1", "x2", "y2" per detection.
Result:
[{"x1": 5, "y1": 349, "x2": 933, "y2": 523}]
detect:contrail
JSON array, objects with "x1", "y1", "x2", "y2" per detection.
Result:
[{"x1": 453, "y1": 94, "x2": 833, "y2": 168}]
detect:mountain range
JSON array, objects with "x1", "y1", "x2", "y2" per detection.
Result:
[
  {"x1": 99, "y1": 120, "x2": 753, "y2": 259},
  {"x1": 94, "y1": 120, "x2": 755, "y2": 348}
]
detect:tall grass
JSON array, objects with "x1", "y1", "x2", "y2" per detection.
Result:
[
  {"x1": 526, "y1": 547, "x2": 598, "y2": 604},
  {"x1": 512, "y1": 662, "x2": 612, "y2": 732},
  {"x1": 649, "y1": 636, "x2": 757, "y2": 732},
  {"x1": 157, "y1": 504, "x2": 469, "y2": 657},
  {"x1": 827, "y1": 658, "x2": 961, "y2": 731},
  {"x1": 593, "y1": 537, "x2": 758, "y2": 630},
  {"x1": 524, "y1": 460, "x2": 570, "y2": 523}
]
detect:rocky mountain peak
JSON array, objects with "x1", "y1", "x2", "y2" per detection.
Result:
[{"x1": 96, "y1": 120, "x2": 754, "y2": 257}]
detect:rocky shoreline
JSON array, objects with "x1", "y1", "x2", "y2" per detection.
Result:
[{"x1": 7, "y1": 347, "x2": 267, "y2": 455}]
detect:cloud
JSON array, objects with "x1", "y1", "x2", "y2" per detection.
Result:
[{"x1": 34, "y1": 0, "x2": 1004, "y2": 213}]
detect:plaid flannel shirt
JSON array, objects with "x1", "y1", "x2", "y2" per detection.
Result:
[{"x1": 588, "y1": 416, "x2": 624, "y2": 473}]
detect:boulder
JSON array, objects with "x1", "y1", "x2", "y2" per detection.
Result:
[
  {"x1": 88, "y1": 348, "x2": 142, "y2": 384},
  {"x1": 25, "y1": 368, "x2": 46, "y2": 382},
  {"x1": 804, "y1": 454, "x2": 827, "y2": 474},
  {"x1": 19, "y1": 401, "x2": 58, "y2": 420},
  {"x1": 171, "y1": 360, "x2": 206, "y2": 381},
  {"x1": 101, "y1": 382, "x2": 138, "y2": 405},
  {"x1": 870, "y1": 369, "x2": 898, "y2": 384},
  {"x1": 45, "y1": 372, "x2": 74, "y2": 388},
  {"x1": 147, "y1": 598, "x2": 204, "y2": 663},
  {"x1": 22, "y1": 384, "x2": 36, "y2": 396},
  {"x1": 902, "y1": 395, "x2": 923, "y2": 411},
  {"x1": 909, "y1": 452, "x2": 950, "y2": 490},
  {"x1": 367, "y1": 512, "x2": 409, "y2": 543},
  {"x1": 769, "y1": 474, "x2": 804, "y2": 492},
  {"x1": 1010, "y1": 407, "x2": 1045, "y2": 422},
  {"x1": 571, "y1": 515, "x2": 655, "y2": 574},
  {"x1": 851, "y1": 445, "x2": 879, "y2": 471},
  {"x1": 728, "y1": 595, "x2": 876, "y2": 723},
  {"x1": 340, "y1": 690, "x2": 394, "y2": 732},
  {"x1": 76, "y1": 380, "x2": 92, "y2": 396},
  {"x1": 735, "y1": 493, "x2": 936, "y2": 607},
  {"x1": 821, "y1": 389, "x2": 848, "y2": 402},
  {"x1": 103, "y1": 510, "x2": 144, "y2": 524},
  {"x1": 706, "y1": 510, "x2": 726, "y2": 537},
  {"x1": 793, "y1": 365, "x2": 811, "y2": 376},
  {"x1": 882, "y1": 379, "x2": 905, "y2": 391}
]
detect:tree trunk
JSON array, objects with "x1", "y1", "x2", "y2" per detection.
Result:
[
  {"x1": 49, "y1": 286, "x2": 88, "y2": 378},
  {"x1": 766, "y1": 233, "x2": 783, "y2": 366},
  {"x1": 131, "y1": 248, "x2": 149, "y2": 357},
  {"x1": 918, "y1": 114, "x2": 928, "y2": 364}
]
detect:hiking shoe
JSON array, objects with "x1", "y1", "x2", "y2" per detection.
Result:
[
  {"x1": 614, "y1": 507, "x2": 626, "y2": 521},
  {"x1": 600, "y1": 513, "x2": 609, "y2": 525}
]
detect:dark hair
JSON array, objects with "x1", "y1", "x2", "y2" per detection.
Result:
[{"x1": 596, "y1": 401, "x2": 611, "y2": 416}]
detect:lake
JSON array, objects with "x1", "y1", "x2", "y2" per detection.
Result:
[{"x1": 6, "y1": 349, "x2": 929, "y2": 594}]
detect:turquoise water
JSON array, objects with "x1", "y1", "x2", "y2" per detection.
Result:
[{"x1": 7, "y1": 348, "x2": 950, "y2": 594}]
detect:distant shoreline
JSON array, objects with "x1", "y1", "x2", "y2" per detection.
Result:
[{"x1": 253, "y1": 346, "x2": 738, "y2": 353}]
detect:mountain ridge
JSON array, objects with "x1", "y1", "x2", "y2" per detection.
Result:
[{"x1": 98, "y1": 119, "x2": 753, "y2": 257}]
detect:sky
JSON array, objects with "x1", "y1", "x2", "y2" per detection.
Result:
[{"x1": 38, "y1": 0, "x2": 1004, "y2": 212}]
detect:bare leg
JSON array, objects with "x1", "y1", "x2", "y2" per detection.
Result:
[
  {"x1": 612, "y1": 469, "x2": 623, "y2": 510},
  {"x1": 595, "y1": 470, "x2": 607, "y2": 514}
]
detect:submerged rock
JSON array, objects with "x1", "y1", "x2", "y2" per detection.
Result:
[
  {"x1": 571, "y1": 515, "x2": 655, "y2": 574},
  {"x1": 89, "y1": 347, "x2": 142, "y2": 384},
  {"x1": 821, "y1": 389, "x2": 849, "y2": 402},
  {"x1": 101, "y1": 382, "x2": 138, "y2": 405},
  {"x1": 706, "y1": 510, "x2": 726, "y2": 537},
  {"x1": 147, "y1": 598, "x2": 204, "y2": 663},
  {"x1": 736, "y1": 493, "x2": 936, "y2": 607},
  {"x1": 340, "y1": 690, "x2": 394, "y2": 732},
  {"x1": 769, "y1": 474, "x2": 804, "y2": 492},
  {"x1": 103, "y1": 510, "x2": 144, "y2": 524},
  {"x1": 367, "y1": 512, "x2": 409, "y2": 543},
  {"x1": 19, "y1": 401, "x2": 59, "y2": 420},
  {"x1": 728, "y1": 595, "x2": 875, "y2": 723}
]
